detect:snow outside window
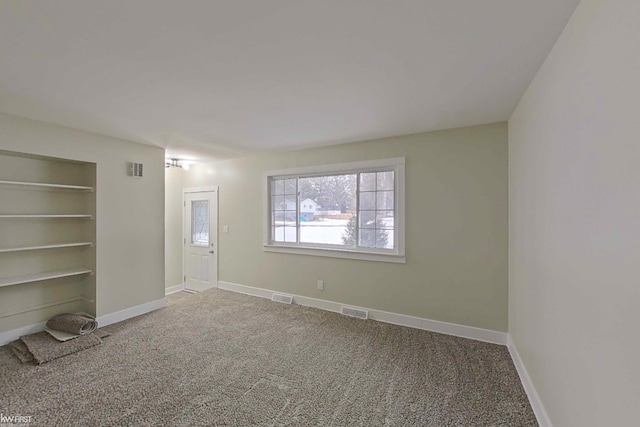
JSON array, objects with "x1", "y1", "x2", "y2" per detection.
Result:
[{"x1": 264, "y1": 158, "x2": 405, "y2": 263}]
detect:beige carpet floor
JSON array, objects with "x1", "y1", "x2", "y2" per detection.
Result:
[{"x1": 0, "y1": 289, "x2": 537, "y2": 426}]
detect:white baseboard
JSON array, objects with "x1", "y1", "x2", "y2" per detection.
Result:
[
  {"x1": 507, "y1": 334, "x2": 552, "y2": 427},
  {"x1": 0, "y1": 321, "x2": 47, "y2": 346},
  {"x1": 1, "y1": 298, "x2": 167, "y2": 346},
  {"x1": 96, "y1": 298, "x2": 167, "y2": 328},
  {"x1": 165, "y1": 283, "x2": 185, "y2": 295},
  {"x1": 218, "y1": 281, "x2": 507, "y2": 345}
]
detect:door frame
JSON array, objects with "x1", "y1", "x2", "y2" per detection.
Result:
[{"x1": 183, "y1": 186, "x2": 219, "y2": 291}]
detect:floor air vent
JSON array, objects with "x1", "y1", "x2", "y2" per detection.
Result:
[
  {"x1": 341, "y1": 306, "x2": 368, "y2": 320},
  {"x1": 271, "y1": 293, "x2": 293, "y2": 304}
]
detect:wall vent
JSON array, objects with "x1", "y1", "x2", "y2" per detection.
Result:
[
  {"x1": 271, "y1": 293, "x2": 293, "y2": 304},
  {"x1": 341, "y1": 306, "x2": 369, "y2": 320},
  {"x1": 128, "y1": 162, "x2": 143, "y2": 177}
]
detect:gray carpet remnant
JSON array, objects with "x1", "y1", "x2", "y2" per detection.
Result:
[
  {"x1": 11, "y1": 328, "x2": 111, "y2": 365},
  {"x1": 0, "y1": 289, "x2": 537, "y2": 426}
]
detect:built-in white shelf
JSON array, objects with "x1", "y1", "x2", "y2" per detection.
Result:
[
  {"x1": 0, "y1": 242, "x2": 93, "y2": 254},
  {"x1": 0, "y1": 268, "x2": 93, "y2": 288},
  {"x1": 0, "y1": 294, "x2": 94, "y2": 319},
  {"x1": 0, "y1": 214, "x2": 93, "y2": 219},
  {"x1": 0, "y1": 179, "x2": 94, "y2": 191}
]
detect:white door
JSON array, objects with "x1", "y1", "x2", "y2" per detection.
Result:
[{"x1": 184, "y1": 189, "x2": 217, "y2": 292}]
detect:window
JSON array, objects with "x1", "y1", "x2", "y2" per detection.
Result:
[
  {"x1": 191, "y1": 199, "x2": 209, "y2": 246},
  {"x1": 264, "y1": 158, "x2": 405, "y2": 263}
]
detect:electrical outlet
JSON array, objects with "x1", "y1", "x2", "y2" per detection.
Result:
[
  {"x1": 222, "y1": 225, "x2": 229, "y2": 233},
  {"x1": 317, "y1": 280, "x2": 324, "y2": 291}
]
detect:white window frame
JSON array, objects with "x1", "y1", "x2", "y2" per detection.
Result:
[{"x1": 263, "y1": 157, "x2": 405, "y2": 263}]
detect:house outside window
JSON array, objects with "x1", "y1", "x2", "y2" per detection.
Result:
[{"x1": 264, "y1": 157, "x2": 405, "y2": 263}]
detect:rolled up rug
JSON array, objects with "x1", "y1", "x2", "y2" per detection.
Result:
[{"x1": 46, "y1": 313, "x2": 97, "y2": 336}]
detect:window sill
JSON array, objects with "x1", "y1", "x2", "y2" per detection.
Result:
[{"x1": 263, "y1": 244, "x2": 406, "y2": 264}]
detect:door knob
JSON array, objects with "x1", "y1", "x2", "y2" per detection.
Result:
[{"x1": 209, "y1": 250, "x2": 215, "y2": 254}]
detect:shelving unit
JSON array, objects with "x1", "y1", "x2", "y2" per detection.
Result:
[
  {"x1": 0, "y1": 242, "x2": 93, "y2": 253},
  {"x1": 0, "y1": 149, "x2": 97, "y2": 333},
  {"x1": 0, "y1": 214, "x2": 93, "y2": 219},
  {"x1": 0, "y1": 179, "x2": 94, "y2": 191},
  {"x1": 0, "y1": 268, "x2": 93, "y2": 288},
  {"x1": 0, "y1": 294, "x2": 94, "y2": 319}
]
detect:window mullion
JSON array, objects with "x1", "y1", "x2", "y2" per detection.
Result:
[
  {"x1": 268, "y1": 177, "x2": 274, "y2": 244},
  {"x1": 393, "y1": 169, "x2": 397, "y2": 250},
  {"x1": 296, "y1": 177, "x2": 300, "y2": 245},
  {"x1": 355, "y1": 173, "x2": 360, "y2": 249},
  {"x1": 374, "y1": 172, "x2": 378, "y2": 249}
]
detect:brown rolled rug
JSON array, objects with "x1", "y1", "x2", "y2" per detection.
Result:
[{"x1": 46, "y1": 313, "x2": 97, "y2": 335}]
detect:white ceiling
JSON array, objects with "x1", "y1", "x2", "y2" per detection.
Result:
[{"x1": 0, "y1": 0, "x2": 580, "y2": 162}]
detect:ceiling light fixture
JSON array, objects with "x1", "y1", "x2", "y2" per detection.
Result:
[{"x1": 165, "y1": 158, "x2": 190, "y2": 170}]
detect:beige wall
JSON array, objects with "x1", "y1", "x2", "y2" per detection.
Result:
[
  {"x1": 165, "y1": 167, "x2": 184, "y2": 289},
  {"x1": 509, "y1": 0, "x2": 640, "y2": 425},
  {"x1": 0, "y1": 112, "x2": 165, "y2": 318},
  {"x1": 184, "y1": 123, "x2": 508, "y2": 331}
]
